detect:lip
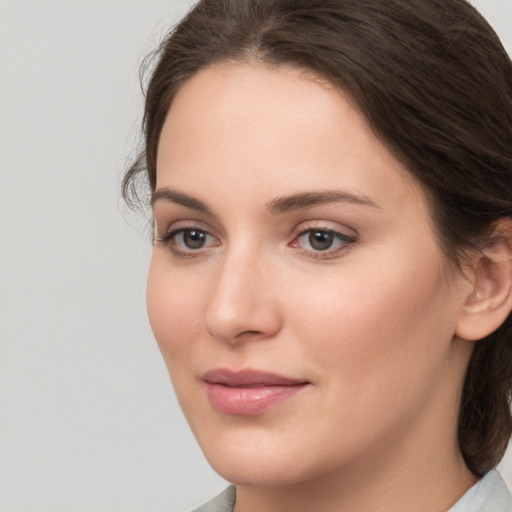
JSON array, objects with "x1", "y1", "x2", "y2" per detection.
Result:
[{"x1": 202, "y1": 368, "x2": 310, "y2": 416}]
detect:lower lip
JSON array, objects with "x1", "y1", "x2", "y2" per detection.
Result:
[{"x1": 205, "y1": 382, "x2": 309, "y2": 416}]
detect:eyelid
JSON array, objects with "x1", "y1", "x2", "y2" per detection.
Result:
[
  {"x1": 156, "y1": 218, "x2": 217, "y2": 238},
  {"x1": 291, "y1": 220, "x2": 357, "y2": 239}
]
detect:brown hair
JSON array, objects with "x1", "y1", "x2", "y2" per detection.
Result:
[{"x1": 123, "y1": 0, "x2": 512, "y2": 475}]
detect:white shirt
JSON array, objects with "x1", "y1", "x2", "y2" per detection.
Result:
[
  {"x1": 449, "y1": 470, "x2": 512, "y2": 511},
  {"x1": 193, "y1": 470, "x2": 512, "y2": 512}
]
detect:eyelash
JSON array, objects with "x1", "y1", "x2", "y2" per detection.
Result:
[{"x1": 156, "y1": 224, "x2": 356, "y2": 259}]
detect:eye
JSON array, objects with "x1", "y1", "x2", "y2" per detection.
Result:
[
  {"x1": 291, "y1": 228, "x2": 355, "y2": 257},
  {"x1": 157, "y1": 227, "x2": 219, "y2": 256},
  {"x1": 304, "y1": 230, "x2": 337, "y2": 251},
  {"x1": 177, "y1": 229, "x2": 210, "y2": 249}
]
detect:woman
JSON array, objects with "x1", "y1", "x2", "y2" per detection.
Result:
[{"x1": 123, "y1": 0, "x2": 512, "y2": 510}]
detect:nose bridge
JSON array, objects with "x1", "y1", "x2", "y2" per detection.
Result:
[{"x1": 204, "y1": 238, "x2": 280, "y2": 343}]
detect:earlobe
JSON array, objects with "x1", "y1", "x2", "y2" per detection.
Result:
[{"x1": 456, "y1": 218, "x2": 512, "y2": 341}]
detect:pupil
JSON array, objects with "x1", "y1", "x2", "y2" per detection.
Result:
[
  {"x1": 309, "y1": 231, "x2": 333, "y2": 251},
  {"x1": 184, "y1": 230, "x2": 206, "y2": 249}
]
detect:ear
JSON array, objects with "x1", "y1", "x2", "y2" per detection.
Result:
[{"x1": 456, "y1": 218, "x2": 512, "y2": 341}]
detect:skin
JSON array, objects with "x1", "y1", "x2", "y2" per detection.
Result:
[{"x1": 148, "y1": 62, "x2": 479, "y2": 511}]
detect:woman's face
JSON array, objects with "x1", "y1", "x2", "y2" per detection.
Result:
[{"x1": 148, "y1": 63, "x2": 473, "y2": 486}]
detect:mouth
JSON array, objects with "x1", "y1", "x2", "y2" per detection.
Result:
[{"x1": 202, "y1": 368, "x2": 310, "y2": 416}]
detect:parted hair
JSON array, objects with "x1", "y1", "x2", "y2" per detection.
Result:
[{"x1": 123, "y1": 0, "x2": 512, "y2": 475}]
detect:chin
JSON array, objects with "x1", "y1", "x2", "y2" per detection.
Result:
[
  {"x1": 209, "y1": 456, "x2": 310, "y2": 487},
  {"x1": 196, "y1": 431, "x2": 333, "y2": 488}
]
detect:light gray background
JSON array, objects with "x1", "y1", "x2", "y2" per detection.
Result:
[{"x1": 0, "y1": 1, "x2": 511, "y2": 511}]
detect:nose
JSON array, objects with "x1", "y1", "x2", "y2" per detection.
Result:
[{"x1": 204, "y1": 249, "x2": 282, "y2": 345}]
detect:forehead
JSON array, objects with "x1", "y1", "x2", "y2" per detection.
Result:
[{"x1": 156, "y1": 62, "x2": 423, "y2": 210}]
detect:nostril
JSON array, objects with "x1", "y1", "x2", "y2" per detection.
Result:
[{"x1": 235, "y1": 330, "x2": 260, "y2": 338}]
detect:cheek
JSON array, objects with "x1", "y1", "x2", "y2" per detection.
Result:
[
  {"x1": 289, "y1": 244, "x2": 454, "y2": 394},
  {"x1": 146, "y1": 254, "x2": 206, "y2": 365}
]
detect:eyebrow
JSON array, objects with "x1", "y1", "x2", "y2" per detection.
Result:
[
  {"x1": 266, "y1": 190, "x2": 379, "y2": 214},
  {"x1": 151, "y1": 187, "x2": 379, "y2": 214},
  {"x1": 151, "y1": 188, "x2": 213, "y2": 214}
]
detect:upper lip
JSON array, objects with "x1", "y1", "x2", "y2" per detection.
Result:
[{"x1": 202, "y1": 368, "x2": 309, "y2": 387}]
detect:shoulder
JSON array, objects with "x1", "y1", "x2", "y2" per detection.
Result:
[
  {"x1": 191, "y1": 486, "x2": 236, "y2": 512},
  {"x1": 449, "y1": 470, "x2": 512, "y2": 512}
]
